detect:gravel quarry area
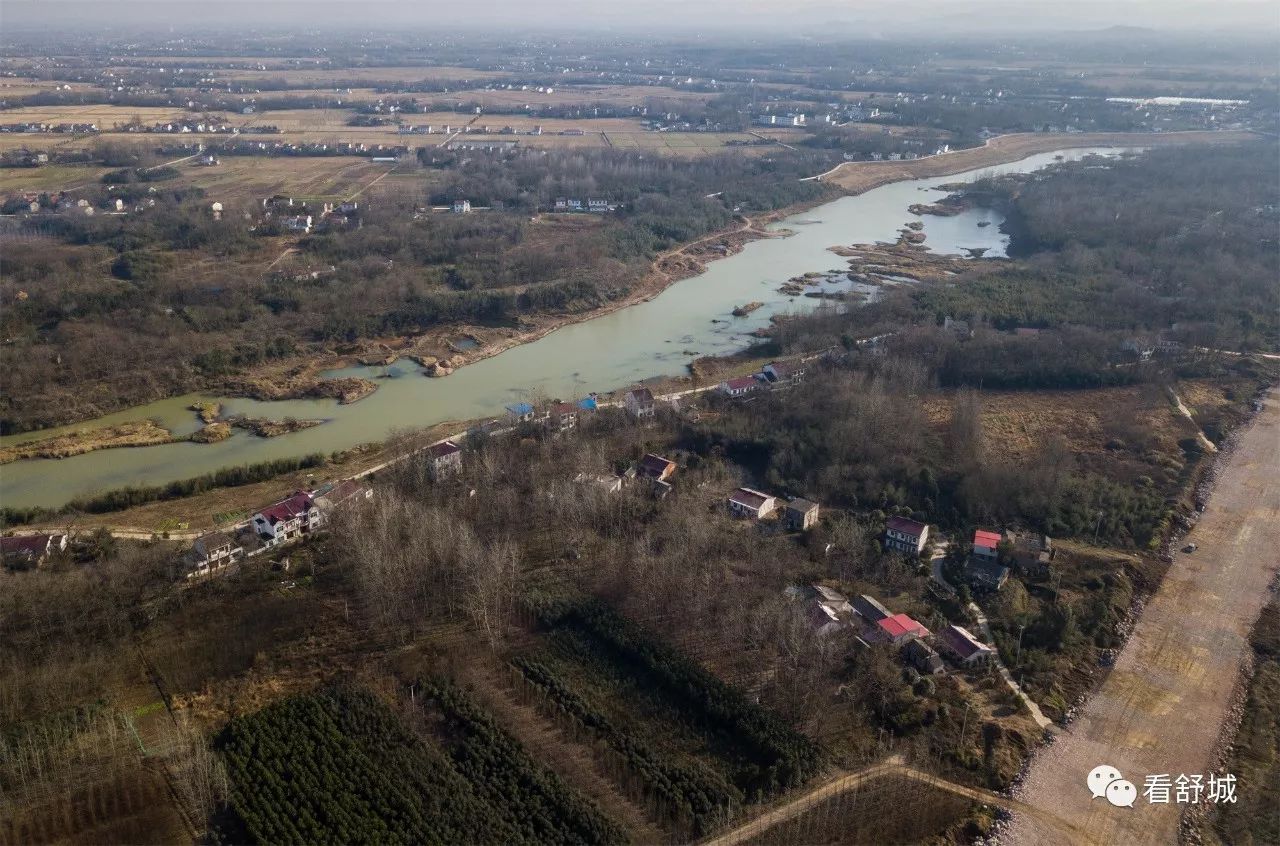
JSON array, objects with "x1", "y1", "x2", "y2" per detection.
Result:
[{"x1": 1002, "y1": 387, "x2": 1280, "y2": 846}]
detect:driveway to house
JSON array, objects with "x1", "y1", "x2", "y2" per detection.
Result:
[
  {"x1": 967, "y1": 602, "x2": 1053, "y2": 731},
  {"x1": 1003, "y1": 387, "x2": 1280, "y2": 846}
]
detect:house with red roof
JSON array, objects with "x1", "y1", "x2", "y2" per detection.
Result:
[
  {"x1": 252, "y1": 491, "x2": 321, "y2": 546},
  {"x1": 972, "y1": 529, "x2": 1002, "y2": 562},
  {"x1": 718, "y1": 376, "x2": 759, "y2": 398},
  {"x1": 884, "y1": 516, "x2": 930, "y2": 556},
  {"x1": 727, "y1": 487, "x2": 776, "y2": 519},
  {"x1": 875, "y1": 613, "x2": 931, "y2": 645},
  {"x1": 966, "y1": 528, "x2": 1010, "y2": 590}
]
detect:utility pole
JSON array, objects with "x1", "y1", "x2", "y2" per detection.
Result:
[
  {"x1": 957, "y1": 701, "x2": 971, "y2": 753},
  {"x1": 1093, "y1": 510, "x2": 1105, "y2": 544},
  {"x1": 1015, "y1": 623, "x2": 1026, "y2": 669}
]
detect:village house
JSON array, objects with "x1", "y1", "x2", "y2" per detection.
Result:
[
  {"x1": 452, "y1": 199, "x2": 471, "y2": 214},
  {"x1": 506, "y1": 402, "x2": 537, "y2": 425},
  {"x1": 1007, "y1": 531, "x2": 1056, "y2": 578},
  {"x1": 252, "y1": 491, "x2": 322, "y2": 546},
  {"x1": 875, "y1": 613, "x2": 930, "y2": 646},
  {"x1": 551, "y1": 402, "x2": 578, "y2": 432},
  {"x1": 785, "y1": 498, "x2": 820, "y2": 531},
  {"x1": 944, "y1": 316, "x2": 972, "y2": 340},
  {"x1": 426, "y1": 441, "x2": 463, "y2": 480},
  {"x1": 884, "y1": 516, "x2": 930, "y2": 556},
  {"x1": 1, "y1": 533, "x2": 67, "y2": 568},
  {"x1": 971, "y1": 529, "x2": 1001, "y2": 563},
  {"x1": 763, "y1": 361, "x2": 805, "y2": 385},
  {"x1": 853, "y1": 593, "x2": 892, "y2": 624},
  {"x1": 637, "y1": 453, "x2": 676, "y2": 482},
  {"x1": 966, "y1": 528, "x2": 1009, "y2": 589},
  {"x1": 185, "y1": 531, "x2": 243, "y2": 578},
  {"x1": 940, "y1": 624, "x2": 996, "y2": 666},
  {"x1": 727, "y1": 487, "x2": 776, "y2": 520},
  {"x1": 1122, "y1": 337, "x2": 1155, "y2": 360},
  {"x1": 806, "y1": 602, "x2": 846, "y2": 637},
  {"x1": 1156, "y1": 333, "x2": 1184, "y2": 355},
  {"x1": 281, "y1": 214, "x2": 312, "y2": 233},
  {"x1": 903, "y1": 639, "x2": 945, "y2": 674},
  {"x1": 313, "y1": 480, "x2": 373, "y2": 515},
  {"x1": 786, "y1": 584, "x2": 854, "y2": 637},
  {"x1": 718, "y1": 376, "x2": 759, "y2": 398},
  {"x1": 623, "y1": 387, "x2": 656, "y2": 419}
]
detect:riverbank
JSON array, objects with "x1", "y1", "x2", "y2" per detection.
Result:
[
  {"x1": 209, "y1": 132, "x2": 1249, "y2": 410},
  {"x1": 818, "y1": 129, "x2": 1255, "y2": 193}
]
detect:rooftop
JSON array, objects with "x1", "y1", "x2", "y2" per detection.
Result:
[
  {"x1": 729, "y1": 487, "x2": 773, "y2": 510},
  {"x1": 427, "y1": 440, "x2": 462, "y2": 458},
  {"x1": 877, "y1": 613, "x2": 930, "y2": 640},
  {"x1": 886, "y1": 516, "x2": 927, "y2": 536},
  {"x1": 942, "y1": 624, "x2": 992, "y2": 660},
  {"x1": 973, "y1": 529, "x2": 1002, "y2": 548}
]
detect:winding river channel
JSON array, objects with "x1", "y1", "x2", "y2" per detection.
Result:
[{"x1": 0, "y1": 148, "x2": 1123, "y2": 508}]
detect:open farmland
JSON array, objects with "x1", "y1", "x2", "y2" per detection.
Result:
[{"x1": 179, "y1": 155, "x2": 395, "y2": 204}]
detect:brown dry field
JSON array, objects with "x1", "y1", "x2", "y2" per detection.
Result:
[
  {"x1": 0, "y1": 104, "x2": 200, "y2": 125},
  {"x1": 430, "y1": 83, "x2": 712, "y2": 108},
  {"x1": 821, "y1": 130, "x2": 1256, "y2": 193},
  {"x1": 0, "y1": 161, "x2": 112, "y2": 192},
  {"x1": 922, "y1": 384, "x2": 1190, "y2": 460},
  {"x1": 1005, "y1": 386, "x2": 1280, "y2": 846},
  {"x1": 219, "y1": 65, "x2": 508, "y2": 84},
  {"x1": 179, "y1": 155, "x2": 394, "y2": 203}
]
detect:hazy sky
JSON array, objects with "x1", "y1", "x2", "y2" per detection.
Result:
[{"x1": 3, "y1": 0, "x2": 1277, "y2": 36}]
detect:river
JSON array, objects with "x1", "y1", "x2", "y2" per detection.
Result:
[{"x1": 0, "y1": 148, "x2": 1123, "y2": 509}]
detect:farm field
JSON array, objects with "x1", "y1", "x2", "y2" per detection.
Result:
[
  {"x1": 180, "y1": 155, "x2": 395, "y2": 204},
  {"x1": 218, "y1": 684, "x2": 625, "y2": 845},
  {"x1": 0, "y1": 161, "x2": 113, "y2": 192},
  {"x1": 509, "y1": 599, "x2": 825, "y2": 838},
  {"x1": 218, "y1": 65, "x2": 510, "y2": 85}
]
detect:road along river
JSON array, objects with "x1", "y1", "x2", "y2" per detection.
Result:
[
  {"x1": 0, "y1": 149, "x2": 1122, "y2": 509},
  {"x1": 1003, "y1": 387, "x2": 1280, "y2": 846}
]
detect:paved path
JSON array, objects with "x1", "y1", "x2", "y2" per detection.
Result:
[
  {"x1": 1004, "y1": 387, "x2": 1280, "y2": 846},
  {"x1": 967, "y1": 603, "x2": 1053, "y2": 731}
]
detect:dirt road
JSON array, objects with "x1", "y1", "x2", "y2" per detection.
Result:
[
  {"x1": 704, "y1": 755, "x2": 1088, "y2": 846},
  {"x1": 1003, "y1": 387, "x2": 1280, "y2": 846}
]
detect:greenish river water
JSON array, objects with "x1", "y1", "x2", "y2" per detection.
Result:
[{"x1": 0, "y1": 148, "x2": 1123, "y2": 509}]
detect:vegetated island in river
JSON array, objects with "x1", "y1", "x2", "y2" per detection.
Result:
[
  {"x1": 0, "y1": 420, "x2": 179, "y2": 464},
  {"x1": 226, "y1": 416, "x2": 325, "y2": 438}
]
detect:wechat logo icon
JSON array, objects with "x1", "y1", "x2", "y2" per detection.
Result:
[{"x1": 1087, "y1": 764, "x2": 1136, "y2": 808}]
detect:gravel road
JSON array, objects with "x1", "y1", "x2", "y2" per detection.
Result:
[{"x1": 1002, "y1": 387, "x2": 1280, "y2": 846}]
